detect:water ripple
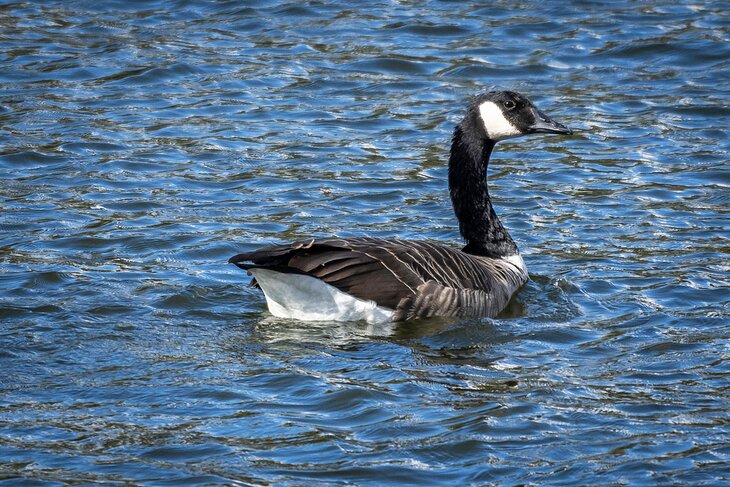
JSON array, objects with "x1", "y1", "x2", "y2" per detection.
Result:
[{"x1": 1, "y1": 0, "x2": 729, "y2": 485}]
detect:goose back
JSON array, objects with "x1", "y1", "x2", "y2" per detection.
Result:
[{"x1": 229, "y1": 237, "x2": 528, "y2": 321}]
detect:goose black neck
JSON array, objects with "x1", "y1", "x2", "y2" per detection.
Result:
[{"x1": 448, "y1": 122, "x2": 518, "y2": 259}]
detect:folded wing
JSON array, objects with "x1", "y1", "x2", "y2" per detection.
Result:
[{"x1": 229, "y1": 237, "x2": 526, "y2": 320}]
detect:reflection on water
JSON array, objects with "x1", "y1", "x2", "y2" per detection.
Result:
[{"x1": 1, "y1": 0, "x2": 729, "y2": 484}]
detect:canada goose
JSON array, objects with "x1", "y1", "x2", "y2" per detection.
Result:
[{"x1": 230, "y1": 91, "x2": 572, "y2": 323}]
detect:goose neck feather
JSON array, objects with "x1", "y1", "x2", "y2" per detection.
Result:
[{"x1": 448, "y1": 112, "x2": 518, "y2": 259}]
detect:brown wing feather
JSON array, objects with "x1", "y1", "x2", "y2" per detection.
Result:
[
  {"x1": 229, "y1": 237, "x2": 527, "y2": 319},
  {"x1": 229, "y1": 238, "x2": 420, "y2": 309},
  {"x1": 393, "y1": 280, "x2": 510, "y2": 321}
]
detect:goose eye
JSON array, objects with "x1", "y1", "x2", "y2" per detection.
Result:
[{"x1": 503, "y1": 100, "x2": 516, "y2": 110}]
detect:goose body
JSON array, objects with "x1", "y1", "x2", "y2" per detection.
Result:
[{"x1": 230, "y1": 91, "x2": 572, "y2": 323}]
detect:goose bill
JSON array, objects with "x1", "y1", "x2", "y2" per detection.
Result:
[{"x1": 527, "y1": 108, "x2": 573, "y2": 135}]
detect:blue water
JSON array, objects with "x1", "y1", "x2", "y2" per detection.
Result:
[{"x1": 1, "y1": 0, "x2": 729, "y2": 484}]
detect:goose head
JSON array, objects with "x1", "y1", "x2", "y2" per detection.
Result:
[{"x1": 470, "y1": 91, "x2": 572, "y2": 142}]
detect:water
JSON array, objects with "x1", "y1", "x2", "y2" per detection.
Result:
[{"x1": 1, "y1": 0, "x2": 729, "y2": 484}]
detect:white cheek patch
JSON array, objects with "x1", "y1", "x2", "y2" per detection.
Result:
[{"x1": 478, "y1": 101, "x2": 522, "y2": 141}]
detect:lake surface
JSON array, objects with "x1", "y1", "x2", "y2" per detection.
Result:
[{"x1": 1, "y1": 0, "x2": 729, "y2": 484}]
